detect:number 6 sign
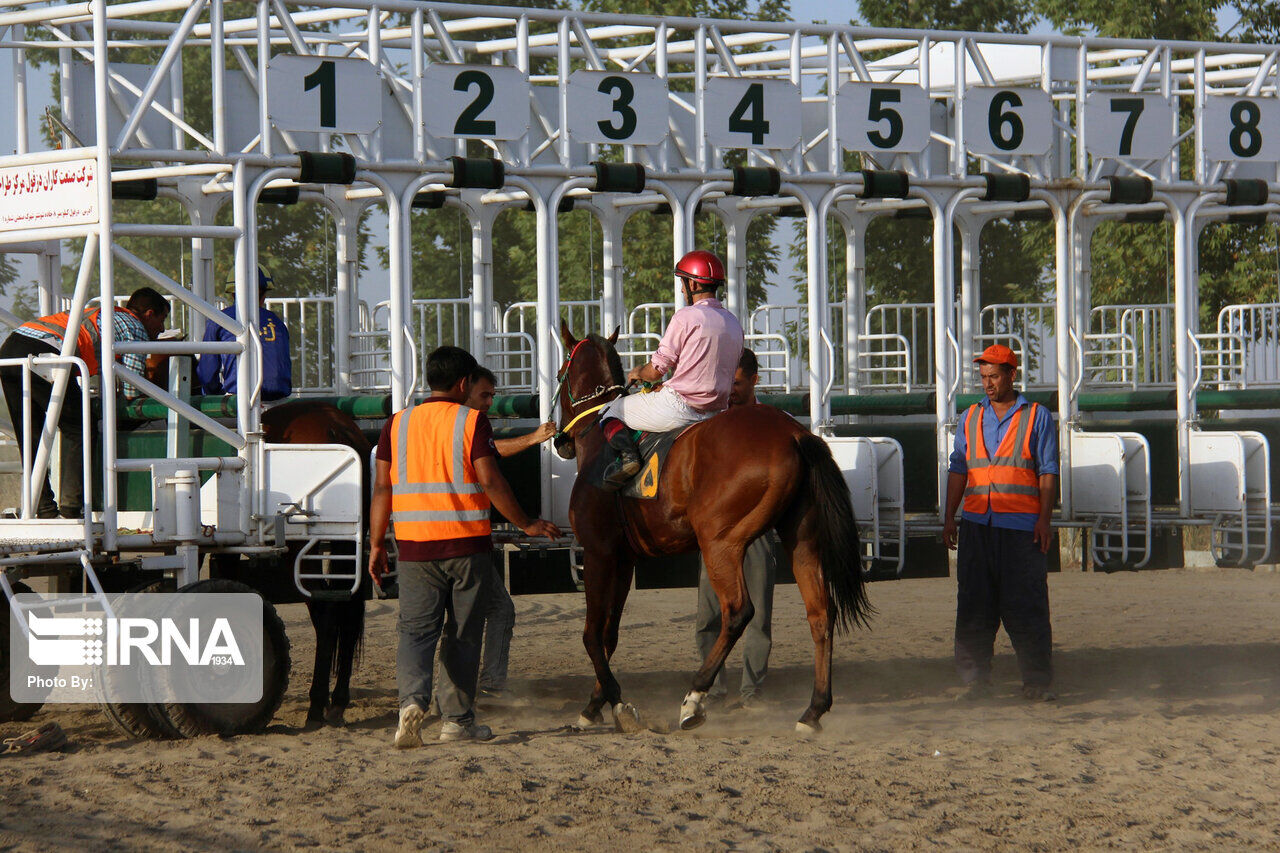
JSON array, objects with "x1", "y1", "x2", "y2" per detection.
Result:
[
  {"x1": 961, "y1": 87, "x2": 1053, "y2": 156},
  {"x1": 422, "y1": 64, "x2": 530, "y2": 140}
]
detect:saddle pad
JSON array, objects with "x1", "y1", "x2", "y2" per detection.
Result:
[{"x1": 584, "y1": 425, "x2": 694, "y2": 499}]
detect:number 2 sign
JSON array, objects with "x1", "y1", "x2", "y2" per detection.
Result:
[
  {"x1": 422, "y1": 64, "x2": 530, "y2": 140},
  {"x1": 267, "y1": 55, "x2": 383, "y2": 134}
]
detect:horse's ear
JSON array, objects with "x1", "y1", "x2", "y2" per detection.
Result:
[
  {"x1": 560, "y1": 318, "x2": 577, "y2": 348},
  {"x1": 607, "y1": 325, "x2": 620, "y2": 345}
]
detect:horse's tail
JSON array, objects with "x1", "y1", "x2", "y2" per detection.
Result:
[{"x1": 795, "y1": 432, "x2": 872, "y2": 633}]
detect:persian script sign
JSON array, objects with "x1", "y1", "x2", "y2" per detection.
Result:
[{"x1": 0, "y1": 157, "x2": 99, "y2": 231}]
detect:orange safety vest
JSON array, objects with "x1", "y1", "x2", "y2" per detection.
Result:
[
  {"x1": 962, "y1": 401, "x2": 1043, "y2": 515},
  {"x1": 19, "y1": 307, "x2": 111, "y2": 375},
  {"x1": 388, "y1": 401, "x2": 491, "y2": 542}
]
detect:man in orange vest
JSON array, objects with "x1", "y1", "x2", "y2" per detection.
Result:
[
  {"x1": 367, "y1": 345, "x2": 558, "y2": 749},
  {"x1": 942, "y1": 344, "x2": 1059, "y2": 701},
  {"x1": 0, "y1": 287, "x2": 170, "y2": 518}
]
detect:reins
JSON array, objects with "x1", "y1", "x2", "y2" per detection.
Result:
[{"x1": 552, "y1": 338, "x2": 629, "y2": 442}]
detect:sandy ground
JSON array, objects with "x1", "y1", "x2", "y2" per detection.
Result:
[{"x1": 3, "y1": 566, "x2": 1280, "y2": 851}]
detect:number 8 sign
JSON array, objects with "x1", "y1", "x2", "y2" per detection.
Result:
[
  {"x1": 566, "y1": 71, "x2": 669, "y2": 146},
  {"x1": 422, "y1": 64, "x2": 530, "y2": 140},
  {"x1": 1204, "y1": 96, "x2": 1280, "y2": 162}
]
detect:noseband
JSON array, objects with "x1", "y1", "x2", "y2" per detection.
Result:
[{"x1": 554, "y1": 339, "x2": 626, "y2": 441}]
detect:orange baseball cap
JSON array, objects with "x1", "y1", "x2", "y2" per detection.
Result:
[{"x1": 974, "y1": 344, "x2": 1018, "y2": 369}]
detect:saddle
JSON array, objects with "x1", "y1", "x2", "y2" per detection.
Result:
[{"x1": 586, "y1": 426, "x2": 694, "y2": 499}]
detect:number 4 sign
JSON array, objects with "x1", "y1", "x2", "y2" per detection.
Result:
[
  {"x1": 704, "y1": 78, "x2": 802, "y2": 150},
  {"x1": 267, "y1": 55, "x2": 383, "y2": 134}
]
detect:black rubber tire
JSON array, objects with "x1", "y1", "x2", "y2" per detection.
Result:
[
  {"x1": 0, "y1": 582, "x2": 47, "y2": 723},
  {"x1": 98, "y1": 578, "x2": 183, "y2": 740},
  {"x1": 152, "y1": 579, "x2": 291, "y2": 737}
]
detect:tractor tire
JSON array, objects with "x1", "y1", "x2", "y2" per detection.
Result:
[
  {"x1": 151, "y1": 579, "x2": 290, "y2": 738},
  {"x1": 98, "y1": 578, "x2": 183, "y2": 740},
  {"x1": 0, "y1": 582, "x2": 47, "y2": 723}
]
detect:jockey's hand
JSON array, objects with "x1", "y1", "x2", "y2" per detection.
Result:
[
  {"x1": 367, "y1": 543, "x2": 389, "y2": 585},
  {"x1": 535, "y1": 421, "x2": 557, "y2": 443},
  {"x1": 942, "y1": 516, "x2": 958, "y2": 551},
  {"x1": 626, "y1": 365, "x2": 645, "y2": 384},
  {"x1": 522, "y1": 518, "x2": 560, "y2": 540}
]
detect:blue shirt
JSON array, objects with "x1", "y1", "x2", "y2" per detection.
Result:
[
  {"x1": 949, "y1": 394, "x2": 1058, "y2": 531},
  {"x1": 196, "y1": 305, "x2": 292, "y2": 401}
]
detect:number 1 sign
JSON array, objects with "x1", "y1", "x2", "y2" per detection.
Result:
[{"x1": 267, "y1": 56, "x2": 383, "y2": 134}]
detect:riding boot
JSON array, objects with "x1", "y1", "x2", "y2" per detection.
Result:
[{"x1": 601, "y1": 419, "x2": 641, "y2": 491}]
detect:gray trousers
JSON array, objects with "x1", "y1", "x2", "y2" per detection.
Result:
[
  {"x1": 695, "y1": 532, "x2": 778, "y2": 698},
  {"x1": 397, "y1": 553, "x2": 490, "y2": 725},
  {"x1": 434, "y1": 556, "x2": 515, "y2": 704}
]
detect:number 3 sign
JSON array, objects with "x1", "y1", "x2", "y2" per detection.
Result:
[{"x1": 566, "y1": 71, "x2": 669, "y2": 145}]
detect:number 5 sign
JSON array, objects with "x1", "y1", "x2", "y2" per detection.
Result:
[
  {"x1": 267, "y1": 56, "x2": 383, "y2": 134},
  {"x1": 422, "y1": 64, "x2": 530, "y2": 140},
  {"x1": 837, "y1": 82, "x2": 931, "y2": 153}
]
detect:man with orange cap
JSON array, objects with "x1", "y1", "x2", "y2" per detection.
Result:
[{"x1": 942, "y1": 344, "x2": 1058, "y2": 701}]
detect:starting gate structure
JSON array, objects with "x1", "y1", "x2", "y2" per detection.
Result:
[{"x1": 1, "y1": 0, "x2": 1279, "y2": 610}]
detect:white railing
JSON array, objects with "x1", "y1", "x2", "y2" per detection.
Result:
[
  {"x1": 615, "y1": 332, "x2": 662, "y2": 369},
  {"x1": 979, "y1": 302, "x2": 1055, "y2": 388},
  {"x1": 265, "y1": 296, "x2": 336, "y2": 394},
  {"x1": 865, "y1": 303, "x2": 934, "y2": 391},
  {"x1": 744, "y1": 333, "x2": 792, "y2": 392},
  {"x1": 1192, "y1": 330, "x2": 1248, "y2": 390},
  {"x1": 1218, "y1": 302, "x2": 1280, "y2": 387},
  {"x1": 505, "y1": 300, "x2": 602, "y2": 340},
  {"x1": 627, "y1": 302, "x2": 676, "y2": 338},
  {"x1": 856, "y1": 333, "x2": 913, "y2": 391},
  {"x1": 484, "y1": 331, "x2": 536, "y2": 392},
  {"x1": 1091, "y1": 304, "x2": 1175, "y2": 387}
]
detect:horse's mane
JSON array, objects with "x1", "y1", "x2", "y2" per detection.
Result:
[{"x1": 587, "y1": 333, "x2": 625, "y2": 387}]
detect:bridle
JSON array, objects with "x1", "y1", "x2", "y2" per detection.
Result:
[{"x1": 553, "y1": 338, "x2": 627, "y2": 441}]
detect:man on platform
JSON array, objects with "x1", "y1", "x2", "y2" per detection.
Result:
[{"x1": 196, "y1": 266, "x2": 292, "y2": 401}]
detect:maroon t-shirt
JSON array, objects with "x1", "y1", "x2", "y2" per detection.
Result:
[{"x1": 377, "y1": 398, "x2": 498, "y2": 561}]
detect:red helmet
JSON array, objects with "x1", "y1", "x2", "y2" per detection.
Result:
[{"x1": 674, "y1": 250, "x2": 726, "y2": 289}]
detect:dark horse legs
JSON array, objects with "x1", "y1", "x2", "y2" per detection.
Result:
[
  {"x1": 306, "y1": 598, "x2": 364, "y2": 723},
  {"x1": 578, "y1": 551, "x2": 635, "y2": 728}
]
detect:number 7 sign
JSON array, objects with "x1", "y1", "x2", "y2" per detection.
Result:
[{"x1": 1084, "y1": 92, "x2": 1175, "y2": 161}]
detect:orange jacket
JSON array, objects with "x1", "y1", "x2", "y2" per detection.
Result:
[
  {"x1": 20, "y1": 307, "x2": 108, "y2": 375},
  {"x1": 962, "y1": 402, "x2": 1043, "y2": 516},
  {"x1": 388, "y1": 401, "x2": 491, "y2": 542}
]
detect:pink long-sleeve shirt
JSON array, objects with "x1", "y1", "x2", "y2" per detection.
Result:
[{"x1": 650, "y1": 297, "x2": 744, "y2": 412}]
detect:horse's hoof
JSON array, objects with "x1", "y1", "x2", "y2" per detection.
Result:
[
  {"x1": 324, "y1": 705, "x2": 347, "y2": 727},
  {"x1": 678, "y1": 690, "x2": 707, "y2": 731},
  {"x1": 576, "y1": 708, "x2": 605, "y2": 728},
  {"x1": 795, "y1": 720, "x2": 822, "y2": 739},
  {"x1": 612, "y1": 702, "x2": 644, "y2": 734}
]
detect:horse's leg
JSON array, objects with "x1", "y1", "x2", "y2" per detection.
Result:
[
  {"x1": 306, "y1": 601, "x2": 337, "y2": 724},
  {"x1": 579, "y1": 550, "x2": 638, "y2": 731},
  {"x1": 326, "y1": 598, "x2": 364, "y2": 725},
  {"x1": 787, "y1": 515, "x2": 835, "y2": 737},
  {"x1": 680, "y1": 539, "x2": 750, "y2": 730}
]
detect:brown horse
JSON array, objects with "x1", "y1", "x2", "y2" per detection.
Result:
[
  {"x1": 261, "y1": 400, "x2": 372, "y2": 726},
  {"x1": 555, "y1": 324, "x2": 871, "y2": 735}
]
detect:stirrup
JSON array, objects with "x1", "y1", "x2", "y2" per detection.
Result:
[{"x1": 602, "y1": 454, "x2": 641, "y2": 490}]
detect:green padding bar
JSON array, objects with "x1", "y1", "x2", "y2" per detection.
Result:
[
  {"x1": 1198, "y1": 389, "x2": 1280, "y2": 409},
  {"x1": 487, "y1": 395, "x2": 539, "y2": 418},
  {"x1": 1078, "y1": 390, "x2": 1174, "y2": 412},
  {"x1": 833, "y1": 392, "x2": 934, "y2": 415},
  {"x1": 758, "y1": 394, "x2": 808, "y2": 415},
  {"x1": 957, "y1": 391, "x2": 1056, "y2": 410}
]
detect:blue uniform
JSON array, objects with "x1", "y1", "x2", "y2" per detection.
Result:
[{"x1": 196, "y1": 304, "x2": 292, "y2": 400}]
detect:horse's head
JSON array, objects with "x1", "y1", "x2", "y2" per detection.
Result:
[{"x1": 554, "y1": 319, "x2": 623, "y2": 460}]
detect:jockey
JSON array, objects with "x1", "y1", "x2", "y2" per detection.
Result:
[{"x1": 597, "y1": 249, "x2": 745, "y2": 491}]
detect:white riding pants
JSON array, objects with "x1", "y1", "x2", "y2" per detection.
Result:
[{"x1": 600, "y1": 385, "x2": 715, "y2": 432}]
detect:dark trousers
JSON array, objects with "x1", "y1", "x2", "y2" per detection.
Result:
[
  {"x1": 0, "y1": 334, "x2": 85, "y2": 516},
  {"x1": 955, "y1": 519, "x2": 1053, "y2": 688}
]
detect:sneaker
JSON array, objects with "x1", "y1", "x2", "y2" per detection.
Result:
[
  {"x1": 393, "y1": 703, "x2": 426, "y2": 749},
  {"x1": 729, "y1": 692, "x2": 764, "y2": 712},
  {"x1": 1021, "y1": 685, "x2": 1057, "y2": 702},
  {"x1": 439, "y1": 721, "x2": 494, "y2": 742}
]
